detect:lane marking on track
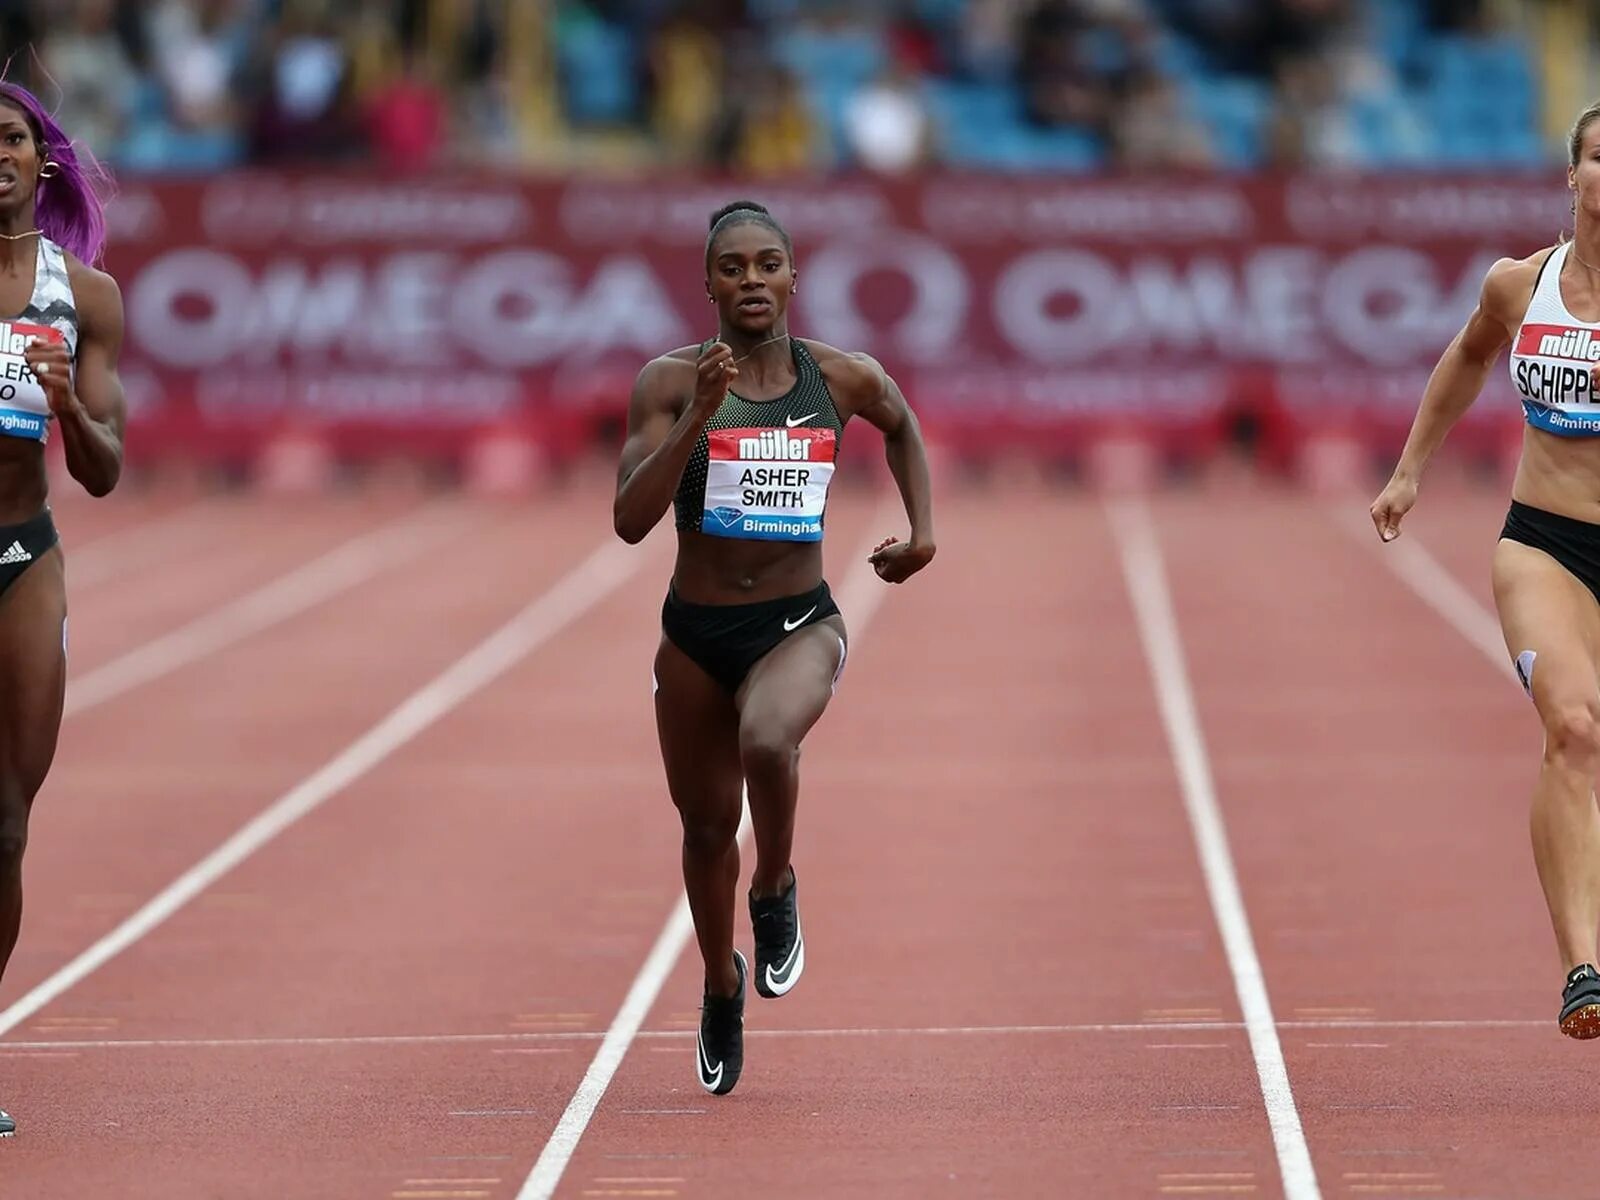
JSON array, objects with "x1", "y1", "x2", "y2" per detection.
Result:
[
  {"x1": 0, "y1": 536, "x2": 648, "y2": 1039},
  {"x1": 515, "y1": 495, "x2": 904, "y2": 1200},
  {"x1": 67, "y1": 497, "x2": 214, "y2": 588},
  {"x1": 402, "y1": 1182, "x2": 502, "y2": 1187},
  {"x1": 1334, "y1": 509, "x2": 1513, "y2": 682},
  {"x1": 65, "y1": 502, "x2": 467, "y2": 717},
  {"x1": 1112, "y1": 497, "x2": 1321, "y2": 1200},
  {"x1": 1304, "y1": 1043, "x2": 1389, "y2": 1049},
  {"x1": 0, "y1": 1016, "x2": 1553, "y2": 1052},
  {"x1": 592, "y1": 1180, "x2": 684, "y2": 1185},
  {"x1": 1158, "y1": 1177, "x2": 1254, "y2": 1190},
  {"x1": 451, "y1": 1110, "x2": 547, "y2": 1117}
]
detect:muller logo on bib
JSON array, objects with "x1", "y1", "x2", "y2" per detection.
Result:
[
  {"x1": 732, "y1": 429, "x2": 821, "y2": 461},
  {"x1": 1518, "y1": 324, "x2": 1600, "y2": 363},
  {"x1": 0, "y1": 322, "x2": 61, "y2": 356}
]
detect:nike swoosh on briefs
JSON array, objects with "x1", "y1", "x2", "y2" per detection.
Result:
[
  {"x1": 785, "y1": 412, "x2": 820, "y2": 427},
  {"x1": 783, "y1": 606, "x2": 818, "y2": 632}
]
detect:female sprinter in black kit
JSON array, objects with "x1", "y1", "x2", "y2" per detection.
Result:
[
  {"x1": 1372, "y1": 100, "x2": 1600, "y2": 1041},
  {"x1": 0, "y1": 82, "x2": 126, "y2": 1136},
  {"x1": 613, "y1": 202, "x2": 937, "y2": 1095}
]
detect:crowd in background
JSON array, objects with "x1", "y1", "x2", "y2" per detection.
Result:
[{"x1": 0, "y1": 0, "x2": 1588, "y2": 176}]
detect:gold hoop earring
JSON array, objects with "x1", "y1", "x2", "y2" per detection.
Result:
[{"x1": 37, "y1": 161, "x2": 60, "y2": 180}]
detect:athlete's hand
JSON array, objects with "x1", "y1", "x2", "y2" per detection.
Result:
[
  {"x1": 22, "y1": 334, "x2": 75, "y2": 418},
  {"x1": 1369, "y1": 474, "x2": 1418, "y2": 543},
  {"x1": 868, "y1": 536, "x2": 935, "y2": 583},
  {"x1": 693, "y1": 341, "x2": 737, "y2": 414}
]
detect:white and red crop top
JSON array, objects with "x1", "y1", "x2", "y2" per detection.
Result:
[
  {"x1": 1510, "y1": 242, "x2": 1600, "y2": 437},
  {"x1": 0, "y1": 237, "x2": 78, "y2": 444}
]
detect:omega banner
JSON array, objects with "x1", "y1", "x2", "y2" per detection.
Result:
[{"x1": 100, "y1": 173, "x2": 1556, "y2": 460}]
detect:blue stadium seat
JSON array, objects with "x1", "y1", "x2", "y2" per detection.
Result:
[
  {"x1": 557, "y1": 16, "x2": 637, "y2": 125},
  {"x1": 115, "y1": 122, "x2": 244, "y2": 173},
  {"x1": 1367, "y1": 0, "x2": 1429, "y2": 80},
  {"x1": 919, "y1": 78, "x2": 1101, "y2": 171},
  {"x1": 1181, "y1": 77, "x2": 1270, "y2": 170},
  {"x1": 773, "y1": 26, "x2": 888, "y2": 93}
]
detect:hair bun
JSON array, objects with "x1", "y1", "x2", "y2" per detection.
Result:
[{"x1": 708, "y1": 200, "x2": 770, "y2": 231}]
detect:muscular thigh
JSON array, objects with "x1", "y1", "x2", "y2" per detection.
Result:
[
  {"x1": 0, "y1": 546, "x2": 67, "y2": 795},
  {"x1": 1493, "y1": 538, "x2": 1600, "y2": 713},
  {"x1": 654, "y1": 635, "x2": 743, "y2": 815},
  {"x1": 736, "y1": 615, "x2": 848, "y2": 740}
]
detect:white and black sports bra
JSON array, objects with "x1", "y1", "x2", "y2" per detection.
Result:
[
  {"x1": 1510, "y1": 242, "x2": 1600, "y2": 437},
  {"x1": 0, "y1": 237, "x2": 79, "y2": 444}
]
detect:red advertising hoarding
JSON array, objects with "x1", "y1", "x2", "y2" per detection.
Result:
[{"x1": 101, "y1": 173, "x2": 1562, "y2": 466}]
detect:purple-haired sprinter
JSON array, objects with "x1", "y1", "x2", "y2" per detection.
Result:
[{"x1": 0, "y1": 82, "x2": 126, "y2": 1137}]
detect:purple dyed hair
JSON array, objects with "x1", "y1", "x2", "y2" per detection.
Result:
[{"x1": 0, "y1": 82, "x2": 113, "y2": 264}]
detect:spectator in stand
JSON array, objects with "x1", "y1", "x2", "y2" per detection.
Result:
[
  {"x1": 843, "y1": 57, "x2": 936, "y2": 174},
  {"x1": 40, "y1": 0, "x2": 140, "y2": 161},
  {"x1": 1109, "y1": 67, "x2": 1214, "y2": 168},
  {"x1": 147, "y1": 0, "x2": 246, "y2": 139},
  {"x1": 241, "y1": 0, "x2": 363, "y2": 163},
  {"x1": 366, "y1": 53, "x2": 446, "y2": 172},
  {"x1": 0, "y1": 0, "x2": 1561, "y2": 174},
  {"x1": 1017, "y1": 0, "x2": 1161, "y2": 142},
  {"x1": 730, "y1": 65, "x2": 824, "y2": 176},
  {"x1": 647, "y1": 6, "x2": 725, "y2": 165}
]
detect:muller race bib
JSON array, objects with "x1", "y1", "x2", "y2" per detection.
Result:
[
  {"x1": 0, "y1": 321, "x2": 63, "y2": 442},
  {"x1": 702, "y1": 427, "x2": 837, "y2": 541}
]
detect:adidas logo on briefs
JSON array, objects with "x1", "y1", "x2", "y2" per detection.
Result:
[{"x1": 0, "y1": 540, "x2": 30, "y2": 565}]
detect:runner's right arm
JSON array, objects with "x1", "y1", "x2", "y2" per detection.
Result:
[
  {"x1": 613, "y1": 342, "x2": 736, "y2": 544},
  {"x1": 1369, "y1": 254, "x2": 1531, "y2": 541}
]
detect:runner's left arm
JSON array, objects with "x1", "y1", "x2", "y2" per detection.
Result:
[{"x1": 848, "y1": 355, "x2": 936, "y2": 584}]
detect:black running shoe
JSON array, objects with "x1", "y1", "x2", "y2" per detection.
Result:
[
  {"x1": 0, "y1": 1109, "x2": 13, "y2": 1137},
  {"x1": 696, "y1": 950, "x2": 746, "y2": 1096},
  {"x1": 750, "y1": 869, "x2": 805, "y2": 999},
  {"x1": 1561, "y1": 964, "x2": 1600, "y2": 1038}
]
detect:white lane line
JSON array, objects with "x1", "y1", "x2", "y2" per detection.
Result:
[
  {"x1": 0, "y1": 1016, "x2": 1548, "y2": 1053},
  {"x1": 1112, "y1": 497, "x2": 1321, "y2": 1200},
  {"x1": 63, "y1": 502, "x2": 465, "y2": 717},
  {"x1": 1334, "y1": 509, "x2": 1514, "y2": 682},
  {"x1": 0, "y1": 537, "x2": 647, "y2": 1039},
  {"x1": 517, "y1": 494, "x2": 903, "y2": 1200},
  {"x1": 65, "y1": 497, "x2": 215, "y2": 588}
]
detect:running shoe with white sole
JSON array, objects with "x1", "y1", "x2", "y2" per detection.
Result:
[
  {"x1": 1561, "y1": 963, "x2": 1600, "y2": 1039},
  {"x1": 697, "y1": 950, "x2": 746, "y2": 1096},
  {"x1": 0, "y1": 1109, "x2": 14, "y2": 1137},
  {"x1": 750, "y1": 869, "x2": 804, "y2": 999}
]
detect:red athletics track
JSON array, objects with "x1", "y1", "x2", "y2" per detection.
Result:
[
  {"x1": 1153, "y1": 480, "x2": 1590, "y2": 1199},
  {"x1": 0, "y1": 473, "x2": 1568, "y2": 1198}
]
